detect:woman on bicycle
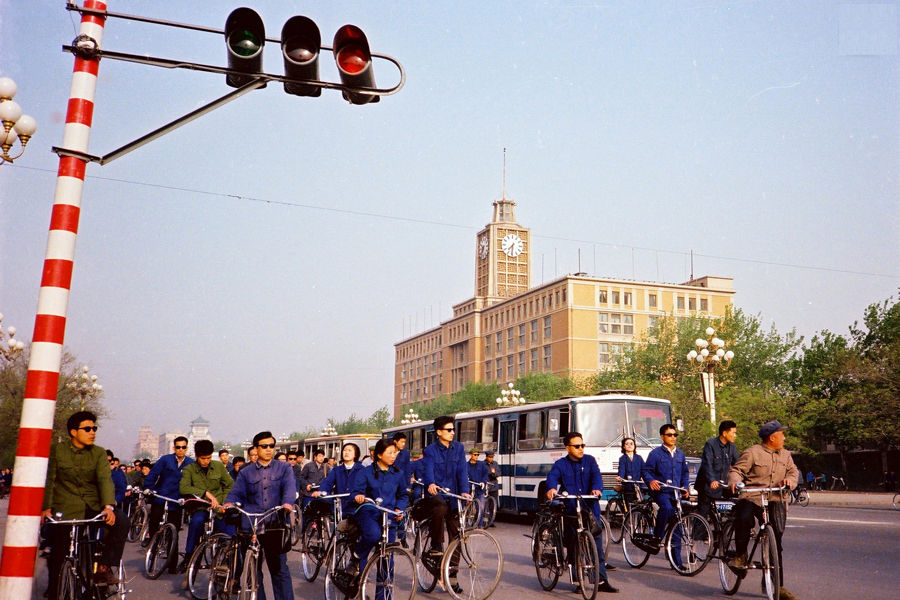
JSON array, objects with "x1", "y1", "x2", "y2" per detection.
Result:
[
  {"x1": 615, "y1": 437, "x2": 644, "y2": 502},
  {"x1": 347, "y1": 438, "x2": 409, "y2": 577},
  {"x1": 311, "y1": 442, "x2": 364, "y2": 513}
]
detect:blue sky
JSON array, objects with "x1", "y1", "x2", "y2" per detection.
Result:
[{"x1": 1, "y1": 1, "x2": 898, "y2": 457}]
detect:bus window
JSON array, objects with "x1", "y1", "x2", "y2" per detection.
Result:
[
  {"x1": 576, "y1": 402, "x2": 625, "y2": 447},
  {"x1": 626, "y1": 401, "x2": 670, "y2": 447},
  {"x1": 546, "y1": 407, "x2": 570, "y2": 448},
  {"x1": 481, "y1": 418, "x2": 497, "y2": 452},
  {"x1": 410, "y1": 428, "x2": 422, "y2": 454},
  {"x1": 518, "y1": 411, "x2": 544, "y2": 450},
  {"x1": 459, "y1": 419, "x2": 478, "y2": 446}
]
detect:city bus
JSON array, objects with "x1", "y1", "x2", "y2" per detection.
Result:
[
  {"x1": 382, "y1": 392, "x2": 672, "y2": 512},
  {"x1": 298, "y1": 433, "x2": 382, "y2": 462}
]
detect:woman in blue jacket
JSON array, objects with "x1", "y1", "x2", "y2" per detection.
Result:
[
  {"x1": 348, "y1": 438, "x2": 408, "y2": 576},
  {"x1": 311, "y1": 443, "x2": 364, "y2": 515},
  {"x1": 616, "y1": 437, "x2": 645, "y2": 502}
]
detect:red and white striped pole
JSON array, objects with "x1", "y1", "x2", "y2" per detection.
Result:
[{"x1": 0, "y1": 2, "x2": 107, "y2": 597}]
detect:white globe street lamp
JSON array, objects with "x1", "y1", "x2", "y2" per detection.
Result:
[
  {"x1": 496, "y1": 382, "x2": 526, "y2": 407},
  {"x1": 66, "y1": 365, "x2": 103, "y2": 410},
  {"x1": 0, "y1": 77, "x2": 38, "y2": 166},
  {"x1": 0, "y1": 313, "x2": 26, "y2": 362},
  {"x1": 400, "y1": 408, "x2": 420, "y2": 425},
  {"x1": 687, "y1": 326, "x2": 736, "y2": 425}
]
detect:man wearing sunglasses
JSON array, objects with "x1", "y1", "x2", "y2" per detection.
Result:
[
  {"x1": 546, "y1": 432, "x2": 619, "y2": 594},
  {"x1": 642, "y1": 423, "x2": 690, "y2": 552},
  {"x1": 144, "y1": 435, "x2": 194, "y2": 567},
  {"x1": 42, "y1": 411, "x2": 128, "y2": 596}
]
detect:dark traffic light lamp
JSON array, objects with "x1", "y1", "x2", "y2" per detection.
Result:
[{"x1": 225, "y1": 8, "x2": 266, "y2": 88}]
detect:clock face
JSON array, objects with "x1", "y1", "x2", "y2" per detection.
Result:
[
  {"x1": 479, "y1": 236, "x2": 489, "y2": 259},
  {"x1": 501, "y1": 233, "x2": 524, "y2": 257}
]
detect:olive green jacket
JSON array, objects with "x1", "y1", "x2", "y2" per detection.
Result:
[
  {"x1": 43, "y1": 440, "x2": 115, "y2": 519},
  {"x1": 180, "y1": 460, "x2": 234, "y2": 506}
]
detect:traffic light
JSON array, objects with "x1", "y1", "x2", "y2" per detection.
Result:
[
  {"x1": 281, "y1": 16, "x2": 321, "y2": 97},
  {"x1": 333, "y1": 25, "x2": 379, "y2": 104},
  {"x1": 225, "y1": 8, "x2": 266, "y2": 88}
]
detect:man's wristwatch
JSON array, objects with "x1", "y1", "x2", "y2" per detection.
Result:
[{"x1": 104, "y1": 505, "x2": 115, "y2": 511}]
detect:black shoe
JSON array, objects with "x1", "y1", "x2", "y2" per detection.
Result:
[
  {"x1": 450, "y1": 582, "x2": 463, "y2": 594},
  {"x1": 598, "y1": 580, "x2": 619, "y2": 593},
  {"x1": 571, "y1": 584, "x2": 582, "y2": 594},
  {"x1": 605, "y1": 562, "x2": 617, "y2": 571},
  {"x1": 346, "y1": 556, "x2": 360, "y2": 577},
  {"x1": 175, "y1": 558, "x2": 189, "y2": 574}
]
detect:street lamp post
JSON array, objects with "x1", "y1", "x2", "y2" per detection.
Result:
[
  {"x1": 686, "y1": 326, "x2": 735, "y2": 425},
  {"x1": 0, "y1": 76, "x2": 38, "y2": 167},
  {"x1": 0, "y1": 313, "x2": 25, "y2": 362},
  {"x1": 496, "y1": 382, "x2": 526, "y2": 407},
  {"x1": 66, "y1": 365, "x2": 103, "y2": 410},
  {"x1": 400, "y1": 408, "x2": 419, "y2": 425},
  {"x1": 321, "y1": 424, "x2": 337, "y2": 437}
]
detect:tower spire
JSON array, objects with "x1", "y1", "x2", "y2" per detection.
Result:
[{"x1": 493, "y1": 147, "x2": 516, "y2": 223}]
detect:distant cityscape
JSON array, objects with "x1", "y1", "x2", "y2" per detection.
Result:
[{"x1": 131, "y1": 415, "x2": 213, "y2": 461}]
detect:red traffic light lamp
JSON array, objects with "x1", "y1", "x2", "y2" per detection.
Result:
[{"x1": 333, "y1": 25, "x2": 379, "y2": 104}]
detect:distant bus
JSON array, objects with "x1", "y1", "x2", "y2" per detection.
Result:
[
  {"x1": 383, "y1": 392, "x2": 672, "y2": 512},
  {"x1": 287, "y1": 433, "x2": 382, "y2": 463}
]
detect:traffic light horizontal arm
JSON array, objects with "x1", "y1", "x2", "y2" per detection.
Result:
[{"x1": 61, "y1": 45, "x2": 405, "y2": 97}]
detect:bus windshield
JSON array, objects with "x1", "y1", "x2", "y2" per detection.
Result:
[
  {"x1": 576, "y1": 401, "x2": 626, "y2": 447},
  {"x1": 626, "y1": 400, "x2": 670, "y2": 447}
]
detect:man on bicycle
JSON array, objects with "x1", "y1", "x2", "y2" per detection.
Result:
[
  {"x1": 695, "y1": 420, "x2": 739, "y2": 519},
  {"x1": 727, "y1": 420, "x2": 799, "y2": 600},
  {"x1": 225, "y1": 430, "x2": 297, "y2": 600},
  {"x1": 545, "y1": 432, "x2": 618, "y2": 594},
  {"x1": 144, "y1": 435, "x2": 194, "y2": 564},
  {"x1": 467, "y1": 448, "x2": 489, "y2": 526},
  {"x1": 179, "y1": 439, "x2": 235, "y2": 573},
  {"x1": 642, "y1": 423, "x2": 690, "y2": 552},
  {"x1": 42, "y1": 411, "x2": 128, "y2": 597}
]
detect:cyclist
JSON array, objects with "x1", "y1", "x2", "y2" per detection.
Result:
[
  {"x1": 467, "y1": 448, "x2": 489, "y2": 526},
  {"x1": 144, "y1": 435, "x2": 194, "y2": 565},
  {"x1": 727, "y1": 420, "x2": 799, "y2": 600},
  {"x1": 42, "y1": 411, "x2": 128, "y2": 597},
  {"x1": 695, "y1": 420, "x2": 739, "y2": 519},
  {"x1": 419, "y1": 416, "x2": 472, "y2": 557},
  {"x1": 546, "y1": 431, "x2": 618, "y2": 594},
  {"x1": 224, "y1": 430, "x2": 297, "y2": 600},
  {"x1": 179, "y1": 439, "x2": 235, "y2": 573},
  {"x1": 393, "y1": 432, "x2": 412, "y2": 482},
  {"x1": 615, "y1": 437, "x2": 644, "y2": 502},
  {"x1": 641, "y1": 423, "x2": 690, "y2": 553},
  {"x1": 347, "y1": 438, "x2": 408, "y2": 578},
  {"x1": 299, "y1": 448, "x2": 327, "y2": 508},
  {"x1": 311, "y1": 442, "x2": 364, "y2": 513}
]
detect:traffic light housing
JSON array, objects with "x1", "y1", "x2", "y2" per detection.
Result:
[
  {"x1": 281, "y1": 16, "x2": 322, "y2": 97},
  {"x1": 333, "y1": 25, "x2": 379, "y2": 104},
  {"x1": 225, "y1": 8, "x2": 266, "y2": 88}
]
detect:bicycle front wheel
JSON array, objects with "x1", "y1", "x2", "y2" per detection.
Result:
[
  {"x1": 463, "y1": 500, "x2": 481, "y2": 530},
  {"x1": 360, "y1": 545, "x2": 416, "y2": 600},
  {"x1": 290, "y1": 503, "x2": 303, "y2": 548},
  {"x1": 760, "y1": 526, "x2": 780, "y2": 600},
  {"x1": 621, "y1": 509, "x2": 652, "y2": 568},
  {"x1": 798, "y1": 489, "x2": 809, "y2": 507},
  {"x1": 717, "y1": 523, "x2": 743, "y2": 595},
  {"x1": 127, "y1": 506, "x2": 147, "y2": 543},
  {"x1": 145, "y1": 523, "x2": 177, "y2": 579},
  {"x1": 441, "y1": 529, "x2": 503, "y2": 600},
  {"x1": 208, "y1": 542, "x2": 240, "y2": 600},
  {"x1": 605, "y1": 497, "x2": 625, "y2": 544},
  {"x1": 239, "y1": 549, "x2": 259, "y2": 600},
  {"x1": 414, "y1": 524, "x2": 441, "y2": 593},
  {"x1": 575, "y1": 530, "x2": 600, "y2": 600},
  {"x1": 665, "y1": 513, "x2": 713, "y2": 576},
  {"x1": 532, "y1": 519, "x2": 562, "y2": 591},
  {"x1": 483, "y1": 496, "x2": 498, "y2": 528},
  {"x1": 188, "y1": 534, "x2": 229, "y2": 600},
  {"x1": 301, "y1": 519, "x2": 326, "y2": 582},
  {"x1": 324, "y1": 538, "x2": 353, "y2": 600},
  {"x1": 56, "y1": 558, "x2": 80, "y2": 600}
]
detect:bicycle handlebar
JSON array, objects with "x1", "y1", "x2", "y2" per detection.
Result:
[
  {"x1": 359, "y1": 497, "x2": 403, "y2": 516},
  {"x1": 46, "y1": 513, "x2": 107, "y2": 526},
  {"x1": 557, "y1": 492, "x2": 600, "y2": 500},
  {"x1": 438, "y1": 487, "x2": 473, "y2": 502},
  {"x1": 317, "y1": 492, "x2": 351, "y2": 500},
  {"x1": 142, "y1": 490, "x2": 184, "y2": 506},
  {"x1": 737, "y1": 485, "x2": 789, "y2": 494}
]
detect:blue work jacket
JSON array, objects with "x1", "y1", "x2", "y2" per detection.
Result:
[
  {"x1": 226, "y1": 459, "x2": 297, "y2": 526},
  {"x1": 642, "y1": 445, "x2": 690, "y2": 494},
  {"x1": 697, "y1": 436, "x2": 739, "y2": 498},
  {"x1": 111, "y1": 468, "x2": 127, "y2": 505},
  {"x1": 423, "y1": 440, "x2": 469, "y2": 495},
  {"x1": 394, "y1": 449, "x2": 411, "y2": 483},
  {"x1": 546, "y1": 454, "x2": 604, "y2": 519},
  {"x1": 350, "y1": 463, "x2": 409, "y2": 513},
  {"x1": 144, "y1": 453, "x2": 194, "y2": 506},
  {"x1": 467, "y1": 460, "x2": 489, "y2": 497},
  {"x1": 319, "y1": 462, "x2": 364, "y2": 510},
  {"x1": 617, "y1": 453, "x2": 645, "y2": 483}
]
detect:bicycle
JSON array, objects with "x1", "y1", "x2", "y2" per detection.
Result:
[
  {"x1": 126, "y1": 489, "x2": 149, "y2": 544},
  {"x1": 184, "y1": 498, "x2": 232, "y2": 600},
  {"x1": 482, "y1": 483, "x2": 499, "y2": 528},
  {"x1": 463, "y1": 481, "x2": 486, "y2": 529},
  {"x1": 46, "y1": 512, "x2": 130, "y2": 600},
  {"x1": 531, "y1": 491, "x2": 606, "y2": 600},
  {"x1": 829, "y1": 475, "x2": 847, "y2": 491},
  {"x1": 300, "y1": 492, "x2": 349, "y2": 583},
  {"x1": 621, "y1": 481, "x2": 713, "y2": 575},
  {"x1": 717, "y1": 484, "x2": 787, "y2": 600},
  {"x1": 208, "y1": 503, "x2": 284, "y2": 600},
  {"x1": 143, "y1": 490, "x2": 183, "y2": 579},
  {"x1": 604, "y1": 478, "x2": 644, "y2": 544},
  {"x1": 788, "y1": 484, "x2": 809, "y2": 507},
  {"x1": 354, "y1": 497, "x2": 417, "y2": 600}
]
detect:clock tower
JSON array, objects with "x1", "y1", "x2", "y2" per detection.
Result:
[{"x1": 475, "y1": 194, "x2": 531, "y2": 301}]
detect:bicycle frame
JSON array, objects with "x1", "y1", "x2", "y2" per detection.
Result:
[
  {"x1": 47, "y1": 513, "x2": 118, "y2": 597},
  {"x1": 736, "y1": 485, "x2": 786, "y2": 567}
]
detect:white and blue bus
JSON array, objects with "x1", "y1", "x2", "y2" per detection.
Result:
[{"x1": 382, "y1": 392, "x2": 672, "y2": 512}]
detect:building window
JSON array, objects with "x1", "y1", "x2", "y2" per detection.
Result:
[
  {"x1": 611, "y1": 343, "x2": 623, "y2": 356},
  {"x1": 495, "y1": 333, "x2": 502, "y2": 353},
  {"x1": 700, "y1": 298, "x2": 708, "y2": 312},
  {"x1": 507, "y1": 327, "x2": 514, "y2": 350},
  {"x1": 484, "y1": 339, "x2": 490, "y2": 357},
  {"x1": 623, "y1": 292, "x2": 632, "y2": 305},
  {"x1": 495, "y1": 359, "x2": 502, "y2": 379},
  {"x1": 688, "y1": 297, "x2": 697, "y2": 311},
  {"x1": 612, "y1": 291, "x2": 620, "y2": 304},
  {"x1": 623, "y1": 314, "x2": 634, "y2": 335},
  {"x1": 543, "y1": 316, "x2": 551, "y2": 338},
  {"x1": 598, "y1": 290, "x2": 608, "y2": 304},
  {"x1": 530, "y1": 348, "x2": 539, "y2": 370},
  {"x1": 598, "y1": 343, "x2": 609, "y2": 365},
  {"x1": 648, "y1": 293, "x2": 657, "y2": 309},
  {"x1": 507, "y1": 355, "x2": 514, "y2": 378},
  {"x1": 598, "y1": 313, "x2": 608, "y2": 334},
  {"x1": 531, "y1": 320, "x2": 538, "y2": 342},
  {"x1": 518, "y1": 351, "x2": 526, "y2": 374},
  {"x1": 518, "y1": 324, "x2": 526, "y2": 346},
  {"x1": 648, "y1": 315, "x2": 659, "y2": 329},
  {"x1": 677, "y1": 296, "x2": 685, "y2": 310},
  {"x1": 610, "y1": 314, "x2": 622, "y2": 334},
  {"x1": 543, "y1": 345, "x2": 552, "y2": 369},
  {"x1": 562, "y1": 289, "x2": 567, "y2": 303}
]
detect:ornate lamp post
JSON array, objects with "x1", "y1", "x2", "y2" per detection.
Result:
[
  {"x1": 0, "y1": 313, "x2": 25, "y2": 362},
  {"x1": 496, "y1": 382, "x2": 526, "y2": 407},
  {"x1": 400, "y1": 408, "x2": 420, "y2": 425},
  {"x1": 321, "y1": 424, "x2": 338, "y2": 437},
  {"x1": 66, "y1": 365, "x2": 103, "y2": 410},
  {"x1": 0, "y1": 77, "x2": 37, "y2": 167},
  {"x1": 686, "y1": 326, "x2": 735, "y2": 424}
]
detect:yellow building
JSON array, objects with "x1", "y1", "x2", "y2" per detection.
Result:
[{"x1": 393, "y1": 196, "x2": 735, "y2": 416}]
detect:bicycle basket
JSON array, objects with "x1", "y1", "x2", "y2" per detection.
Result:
[{"x1": 264, "y1": 515, "x2": 292, "y2": 554}]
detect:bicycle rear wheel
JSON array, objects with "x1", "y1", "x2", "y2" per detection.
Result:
[
  {"x1": 414, "y1": 524, "x2": 441, "y2": 593},
  {"x1": 208, "y1": 542, "x2": 240, "y2": 600},
  {"x1": 760, "y1": 525, "x2": 780, "y2": 600},
  {"x1": 604, "y1": 497, "x2": 625, "y2": 544},
  {"x1": 717, "y1": 523, "x2": 742, "y2": 595},
  {"x1": 290, "y1": 503, "x2": 303, "y2": 548},
  {"x1": 463, "y1": 500, "x2": 481, "y2": 529},
  {"x1": 360, "y1": 545, "x2": 416, "y2": 600},
  {"x1": 324, "y1": 538, "x2": 353, "y2": 600},
  {"x1": 441, "y1": 529, "x2": 503, "y2": 600},
  {"x1": 188, "y1": 534, "x2": 229, "y2": 600},
  {"x1": 301, "y1": 518, "x2": 326, "y2": 582},
  {"x1": 483, "y1": 496, "x2": 498, "y2": 528},
  {"x1": 621, "y1": 509, "x2": 651, "y2": 568},
  {"x1": 665, "y1": 513, "x2": 713, "y2": 576},
  {"x1": 145, "y1": 523, "x2": 177, "y2": 579},
  {"x1": 532, "y1": 520, "x2": 562, "y2": 591},
  {"x1": 575, "y1": 530, "x2": 600, "y2": 600}
]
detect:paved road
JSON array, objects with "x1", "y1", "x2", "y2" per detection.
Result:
[{"x1": 4, "y1": 499, "x2": 900, "y2": 599}]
